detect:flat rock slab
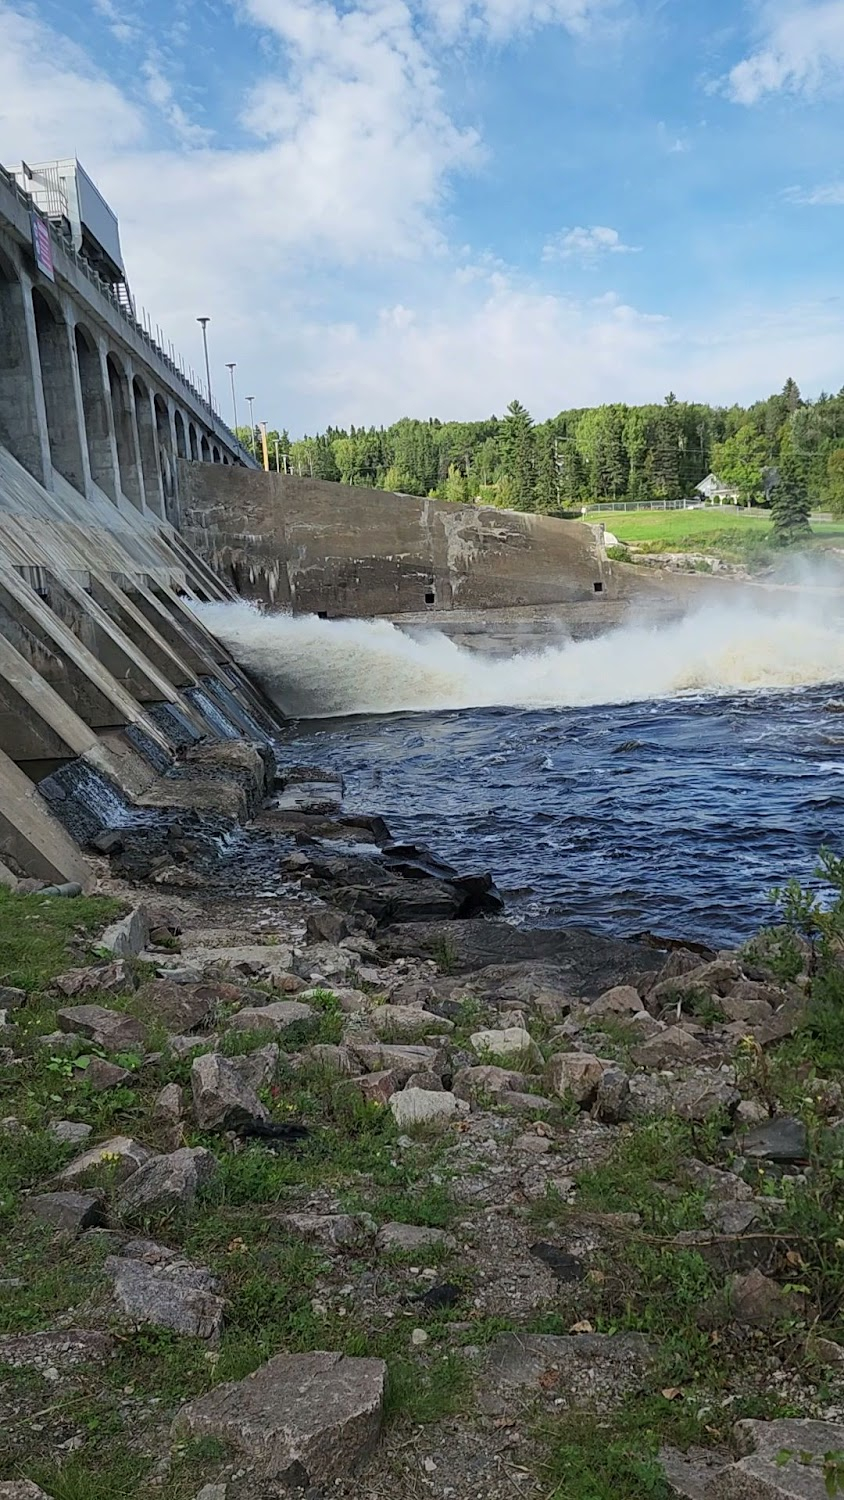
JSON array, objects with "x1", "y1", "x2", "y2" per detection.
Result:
[
  {"x1": 105, "y1": 1255, "x2": 224, "y2": 1340},
  {"x1": 186, "y1": 946, "x2": 294, "y2": 980},
  {"x1": 709, "y1": 1419, "x2": 844, "y2": 1498},
  {"x1": 172, "y1": 1350, "x2": 387, "y2": 1484},
  {"x1": 739, "y1": 1118, "x2": 809, "y2": 1164},
  {"x1": 56, "y1": 1004, "x2": 144, "y2": 1051},
  {"x1": 280, "y1": 1213, "x2": 374, "y2": 1250},
  {"x1": 369, "y1": 1006, "x2": 454, "y2": 1041},
  {"x1": 226, "y1": 1001, "x2": 314, "y2": 1035},
  {"x1": 660, "y1": 1444, "x2": 733, "y2": 1498},
  {"x1": 0, "y1": 1329, "x2": 114, "y2": 1372},
  {"x1": 479, "y1": 1333, "x2": 651, "y2": 1416},
  {"x1": 131, "y1": 979, "x2": 219, "y2": 1033},
  {"x1": 375, "y1": 1223, "x2": 456, "y2": 1253},
  {"x1": 60, "y1": 1136, "x2": 153, "y2": 1185},
  {"x1": 191, "y1": 1052, "x2": 269, "y2": 1130}
]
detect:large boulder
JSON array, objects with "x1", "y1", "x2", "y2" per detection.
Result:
[
  {"x1": 389, "y1": 1088, "x2": 468, "y2": 1130},
  {"x1": 172, "y1": 1351, "x2": 387, "y2": 1484},
  {"x1": 469, "y1": 1027, "x2": 541, "y2": 1067},
  {"x1": 53, "y1": 961, "x2": 136, "y2": 999},
  {"x1": 349, "y1": 1042, "x2": 445, "y2": 1079},
  {"x1": 452, "y1": 1065, "x2": 527, "y2": 1102},
  {"x1": 190, "y1": 1053, "x2": 269, "y2": 1130},
  {"x1": 117, "y1": 1147, "x2": 218, "y2": 1216},
  {"x1": 714, "y1": 1417, "x2": 844, "y2": 1499},
  {"x1": 26, "y1": 1190, "x2": 106, "y2": 1233},
  {"x1": 545, "y1": 1052, "x2": 606, "y2": 1107},
  {"x1": 100, "y1": 908, "x2": 149, "y2": 958},
  {"x1": 369, "y1": 1006, "x2": 454, "y2": 1041}
]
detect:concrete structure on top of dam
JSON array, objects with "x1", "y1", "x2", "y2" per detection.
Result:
[{"x1": 178, "y1": 464, "x2": 614, "y2": 619}]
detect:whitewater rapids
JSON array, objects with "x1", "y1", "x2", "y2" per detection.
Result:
[{"x1": 194, "y1": 598, "x2": 844, "y2": 719}]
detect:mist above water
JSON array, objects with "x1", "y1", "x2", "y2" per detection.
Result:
[{"x1": 196, "y1": 595, "x2": 844, "y2": 720}]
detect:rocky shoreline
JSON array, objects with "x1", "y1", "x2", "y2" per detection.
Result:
[{"x1": 1, "y1": 748, "x2": 843, "y2": 1499}]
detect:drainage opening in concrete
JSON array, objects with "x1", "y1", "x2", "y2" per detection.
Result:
[
  {"x1": 425, "y1": 590, "x2": 436, "y2": 605},
  {"x1": 593, "y1": 581, "x2": 604, "y2": 594},
  {"x1": 317, "y1": 610, "x2": 328, "y2": 620}
]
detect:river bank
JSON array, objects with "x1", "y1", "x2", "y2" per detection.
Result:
[{"x1": 2, "y1": 754, "x2": 844, "y2": 1500}]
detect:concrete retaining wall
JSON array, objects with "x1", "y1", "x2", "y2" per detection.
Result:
[{"x1": 178, "y1": 466, "x2": 613, "y2": 617}]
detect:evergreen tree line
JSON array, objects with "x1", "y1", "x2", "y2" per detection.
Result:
[{"x1": 236, "y1": 378, "x2": 844, "y2": 517}]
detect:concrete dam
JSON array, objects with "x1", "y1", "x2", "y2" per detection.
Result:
[{"x1": 0, "y1": 155, "x2": 628, "y2": 888}]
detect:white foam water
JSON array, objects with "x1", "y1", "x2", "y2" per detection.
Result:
[{"x1": 194, "y1": 597, "x2": 844, "y2": 720}]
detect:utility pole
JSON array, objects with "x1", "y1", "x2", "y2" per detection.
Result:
[
  {"x1": 245, "y1": 396, "x2": 256, "y2": 458},
  {"x1": 226, "y1": 362, "x2": 238, "y2": 433},
  {"x1": 196, "y1": 317, "x2": 212, "y2": 406},
  {"x1": 274, "y1": 438, "x2": 281, "y2": 473},
  {"x1": 260, "y1": 421, "x2": 270, "y2": 473}
]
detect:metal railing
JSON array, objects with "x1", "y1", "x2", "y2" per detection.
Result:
[
  {"x1": 0, "y1": 163, "x2": 256, "y2": 468},
  {"x1": 583, "y1": 498, "x2": 705, "y2": 514}
]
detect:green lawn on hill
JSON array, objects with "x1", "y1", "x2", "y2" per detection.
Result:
[{"x1": 582, "y1": 506, "x2": 844, "y2": 560}]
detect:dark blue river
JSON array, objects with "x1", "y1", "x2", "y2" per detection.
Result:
[{"x1": 279, "y1": 688, "x2": 844, "y2": 949}]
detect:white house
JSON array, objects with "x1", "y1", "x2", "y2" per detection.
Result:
[{"x1": 695, "y1": 473, "x2": 739, "y2": 503}]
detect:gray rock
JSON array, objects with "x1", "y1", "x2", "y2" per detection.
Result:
[
  {"x1": 350, "y1": 1042, "x2": 444, "y2": 1080},
  {"x1": 739, "y1": 1117, "x2": 808, "y2": 1163},
  {"x1": 469, "y1": 1027, "x2": 541, "y2": 1066},
  {"x1": 280, "y1": 1213, "x2": 374, "y2": 1250},
  {"x1": 131, "y1": 979, "x2": 218, "y2": 1032},
  {"x1": 702, "y1": 1201, "x2": 760, "y2": 1236},
  {"x1": 369, "y1": 1006, "x2": 454, "y2": 1041},
  {"x1": 682, "y1": 1158, "x2": 754, "y2": 1202},
  {"x1": 0, "y1": 986, "x2": 25, "y2": 1010},
  {"x1": 545, "y1": 1052, "x2": 606, "y2": 1107},
  {"x1": 194, "y1": 1487, "x2": 227, "y2": 1500},
  {"x1": 632, "y1": 1027, "x2": 708, "y2": 1067},
  {"x1": 389, "y1": 1088, "x2": 468, "y2": 1130},
  {"x1": 452, "y1": 1064, "x2": 526, "y2": 1101},
  {"x1": 627, "y1": 1071, "x2": 675, "y2": 1118},
  {"x1": 168, "y1": 1033, "x2": 218, "y2": 1059},
  {"x1": 227, "y1": 1044, "x2": 279, "y2": 1093},
  {"x1": 26, "y1": 1190, "x2": 106, "y2": 1233},
  {"x1": 60, "y1": 1136, "x2": 153, "y2": 1185},
  {"x1": 0, "y1": 1329, "x2": 113, "y2": 1372},
  {"x1": 56, "y1": 1004, "x2": 144, "y2": 1051},
  {"x1": 105, "y1": 1254, "x2": 224, "y2": 1340},
  {"x1": 594, "y1": 1067, "x2": 631, "y2": 1123},
  {"x1": 588, "y1": 985, "x2": 643, "y2": 1019},
  {"x1": 172, "y1": 1350, "x2": 387, "y2": 1483},
  {"x1": 375, "y1": 1223, "x2": 456, "y2": 1253},
  {"x1": 674, "y1": 1073, "x2": 740, "y2": 1122},
  {"x1": 700, "y1": 1268, "x2": 805, "y2": 1330},
  {"x1": 116, "y1": 1147, "x2": 218, "y2": 1216},
  {"x1": 659, "y1": 1444, "x2": 732, "y2": 1498},
  {"x1": 226, "y1": 1001, "x2": 315, "y2": 1035},
  {"x1": 344, "y1": 1068, "x2": 402, "y2": 1105},
  {"x1": 478, "y1": 1333, "x2": 651, "y2": 1416},
  {"x1": 405, "y1": 1070, "x2": 445, "y2": 1091},
  {"x1": 48, "y1": 1119, "x2": 92, "y2": 1146},
  {"x1": 100, "y1": 908, "x2": 149, "y2": 958},
  {"x1": 191, "y1": 1053, "x2": 269, "y2": 1130},
  {"x1": 53, "y1": 960, "x2": 136, "y2": 998},
  {"x1": 497, "y1": 1090, "x2": 562, "y2": 1118},
  {"x1": 153, "y1": 1082, "x2": 184, "y2": 1123},
  {"x1": 714, "y1": 1417, "x2": 844, "y2": 1499},
  {"x1": 735, "y1": 1099, "x2": 770, "y2": 1127},
  {"x1": 305, "y1": 1044, "x2": 360, "y2": 1076},
  {"x1": 0, "y1": 1484, "x2": 56, "y2": 1499},
  {"x1": 74, "y1": 1057, "x2": 132, "y2": 1091}
]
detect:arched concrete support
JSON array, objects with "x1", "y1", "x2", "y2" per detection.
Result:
[
  {"x1": 188, "y1": 422, "x2": 199, "y2": 461},
  {"x1": 200, "y1": 434, "x2": 212, "y2": 462},
  {"x1": 174, "y1": 410, "x2": 188, "y2": 460},
  {"x1": 133, "y1": 374, "x2": 163, "y2": 519},
  {"x1": 87, "y1": 570, "x2": 198, "y2": 690},
  {"x1": 155, "y1": 394, "x2": 176, "y2": 522},
  {"x1": 107, "y1": 353, "x2": 144, "y2": 511},
  {"x1": 0, "y1": 252, "x2": 50, "y2": 486},
  {"x1": 75, "y1": 323, "x2": 120, "y2": 503},
  {"x1": 212, "y1": 444, "x2": 221, "y2": 463},
  {"x1": 32, "y1": 287, "x2": 88, "y2": 496}
]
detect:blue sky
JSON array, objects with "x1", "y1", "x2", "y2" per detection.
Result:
[{"x1": 2, "y1": 0, "x2": 844, "y2": 433}]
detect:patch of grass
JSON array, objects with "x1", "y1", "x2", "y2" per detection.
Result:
[
  {"x1": 385, "y1": 1350, "x2": 471, "y2": 1424},
  {"x1": 541, "y1": 1411, "x2": 673, "y2": 1500},
  {"x1": 565, "y1": 1119, "x2": 718, "y2": 1235},
  {"x1": 0, "y1": 888, "x2": 124, "y2": 992},
  {"x1": 27, "y1": 1448, "x2": 150, "y2": 1500}
]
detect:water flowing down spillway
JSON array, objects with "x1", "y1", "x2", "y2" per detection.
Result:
[{"x1": 196, "y1": 597, "x2": 844, "y2": 948}]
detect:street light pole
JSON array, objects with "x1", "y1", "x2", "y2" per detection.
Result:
[
  {"x1": 225, "y1": 362, "x2": 238, "y2": 433},
  {"x1": 196, "y1": 317, "x2": 212, "y2": 407},
  {"x1": 245, "y1": 396, "x2": 256, "y2": 458}
]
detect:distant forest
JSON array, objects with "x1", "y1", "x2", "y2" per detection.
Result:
[{"x1": 238, "y1": 379, "x2": 844, "y2": 515}]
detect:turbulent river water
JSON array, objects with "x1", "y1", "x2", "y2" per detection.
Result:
[{"x1": 197, "y1": 596, "x2": 844, "y2": 950}]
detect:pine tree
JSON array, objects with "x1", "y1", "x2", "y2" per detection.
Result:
[
  {"x1": 502, "y1": 399, "x2": 536, "y2": 510},
  {"x1": 534, "y1": 429, "x2": 559, "y2": 512},
  {"x1": 771, "y1": 452, "x2": 811, "y2": 541}
]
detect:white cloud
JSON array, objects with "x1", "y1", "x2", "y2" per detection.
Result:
[
  {"x1": 423, "y1": 0, "x2": 610, "y2": 40},
  {"x1": 724, "y1": 0, "x2": 844, "y2": 104},
  {"x1": 141, "y1": 56, "x2": 213, "y2": 148},
  {"x1": 786, "y1": 181, "x2": 844, "y2": 204},
  {"x1": 543, "y1": 225, "x2": 641, "y2": 261}
]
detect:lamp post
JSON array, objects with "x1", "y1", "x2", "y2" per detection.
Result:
[
  {"x1": 245, "y1": 396, "x2": 256, "y2": 458},
  {"x1": 196, "y1": 317, "x2": 212, "y2": 407},
  {"x1": 225, "y1": 362, "x2": 238, "y2": 434}
]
